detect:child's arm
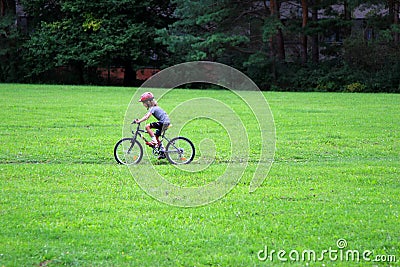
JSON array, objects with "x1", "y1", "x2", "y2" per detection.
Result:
[{"x1": 135, "y1": 112, "x2": 152, "y2": 123}]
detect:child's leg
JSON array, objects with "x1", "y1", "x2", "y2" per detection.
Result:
[
  {"x1": 145, "y1": 124, "x2": 158, "y2": 145},
  {"x1": 145, "y1": 124, "x2": 155, "y2": 138},
  {"x1": 154, "y1": 124, "x2": 164, "y2": 146}
]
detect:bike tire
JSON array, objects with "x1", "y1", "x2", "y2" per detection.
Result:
[
  {"x1": 165, "y1": 137, "x2": 195, "y2": 164},
  {"x1": 114, "y1": 138, "x2": 143, "y2": 165}
]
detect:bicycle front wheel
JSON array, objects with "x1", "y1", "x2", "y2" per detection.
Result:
[
  {"x1": 114, "y1": 138, "x2": 143, "y2": 165},
  {"x1": 165, "y1": 137, "x2": 195, "y2": 164}
]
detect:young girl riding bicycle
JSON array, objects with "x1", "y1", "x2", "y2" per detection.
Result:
[{"x1": 133, "y1": 92, "x2": 170, "y2": 157}]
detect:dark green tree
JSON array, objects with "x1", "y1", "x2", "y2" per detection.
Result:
[
  {"x1": 0, "y1": 0, "x2": 23, "y2": 82},
  {"x1": 158, "y1": 0, "x2": 266, "y2": 62},
  {"x1": 22, "y1": 0, "x2": 173, "y2": 84},
  {"x1": 157, "y1": 0, "x2": 288, "y2": 88}
]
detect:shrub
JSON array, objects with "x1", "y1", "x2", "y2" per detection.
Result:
[{"x1": 344, "y1": 82, "x2": 367, "y2": 93}]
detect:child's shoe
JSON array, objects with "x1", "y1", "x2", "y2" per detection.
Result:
[
  {"x1": 146, "y1": 140, "x2": 158, "y2": 147},
  {"x1": 158, "y1": 152, "x2": 166, "y2": 160}
]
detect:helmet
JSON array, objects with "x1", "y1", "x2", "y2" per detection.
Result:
[{"x1": 139, "y1": 92, "x2": 154, "y2": 102}]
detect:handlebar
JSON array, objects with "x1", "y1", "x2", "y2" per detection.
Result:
[{"x1": 130, "y1": 120, "x2": 142, "y2": 135}]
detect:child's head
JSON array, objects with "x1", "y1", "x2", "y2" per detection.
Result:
[{"x1": 139, "y1": 92, "x2": 157, "y2": 109}]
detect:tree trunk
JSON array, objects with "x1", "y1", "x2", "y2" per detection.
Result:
[
  {"x1": 301, "y1": 0, "x2": 308, "y2": 64},
  {"x1": 311, "y1": 0, "x2": 319, "y2": 63},
  {"x1": 344, "y1": 1, "x2": 351, "y2": 21},
  {"x1": 269, "y1": 0, "x2": 276, "y2": 56},
  {"x1": 270, "y1": 0, "x2": 285, "y2": 61},
  {"x1": 75, "y1": 62, "x2": 85, "y2": 84},
  {"x1": 389, "y1": 0, "x2": 394, "y2": 20},
  {"x1": 275, "y1": 0, "x2": 285, "y2": 61},
  {"x1": 1, "y1": 0, "x2": 4, "y2": 16},
  {"x1": 343, "y1": 0, "x2": 352, "y2": 38},
  {"x1": 394, "y1": 0, "x2": 399, "y2": 44},
  {"x1": 0, "y1": 0, "x2": 15, "y2": 16},
  {"x1": 123, "y1": 61, "x2": 135, "y2": 87},
  {"x1": 276, "y1": 28, "x2": 285, "y2": 61}
]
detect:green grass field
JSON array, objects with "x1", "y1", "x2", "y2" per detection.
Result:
[{"x1": 0, "y1": 84, "x2": 399, "y2": 266}]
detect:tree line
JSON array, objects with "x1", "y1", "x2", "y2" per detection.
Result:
[{"x1": 1, "y1": 0, "x2": 400, "y2": 92}]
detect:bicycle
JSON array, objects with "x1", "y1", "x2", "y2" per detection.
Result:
[{"x1": 114, "y1": 121, "x2": 195, "y2": 165}]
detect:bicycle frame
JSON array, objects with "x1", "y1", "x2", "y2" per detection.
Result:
[
  {"x1": 131, "y1": 122, "x2": 171, "y2": 154},
  {"x1": 131, "y1": 123, "x2": 147, "y2": 143}
]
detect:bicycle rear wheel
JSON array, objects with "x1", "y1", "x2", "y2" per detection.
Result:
[
  {"x1": 165, "y1": 137, "x2": 195, "y2": 164},
  {"x1": 114, "y1": 138, "x2": 143, "y2": 165}
]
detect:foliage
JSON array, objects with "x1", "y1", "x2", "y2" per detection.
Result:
[
  {"x1": 342, "y1": 36, "x2": 400, "y2": 92},
  {"x1": 2, "y1": 0, "x2": 400, "y2": 91},
  {"x1": 20, "y1": 0, "x2": 172, "y2": 84},
  {"x1": 243, "y1": 52, "x2": 274, "y2": 90},
  {"x1": 156, "y1": 0, "x2": 262, "y2": 69},
  {"x1": 0, "y1": 12, "x2": 25, "y2": 82},
  {"x1": 273, "y1": 59, "x2": 400, "y2": 93},
  {"x1": 344, "y1": 82, "x2": 367, "y2": 93}
]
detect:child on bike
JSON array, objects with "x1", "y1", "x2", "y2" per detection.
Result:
[{"x1": 134, "y1": 92, "x2": 170, "y2": 158}]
